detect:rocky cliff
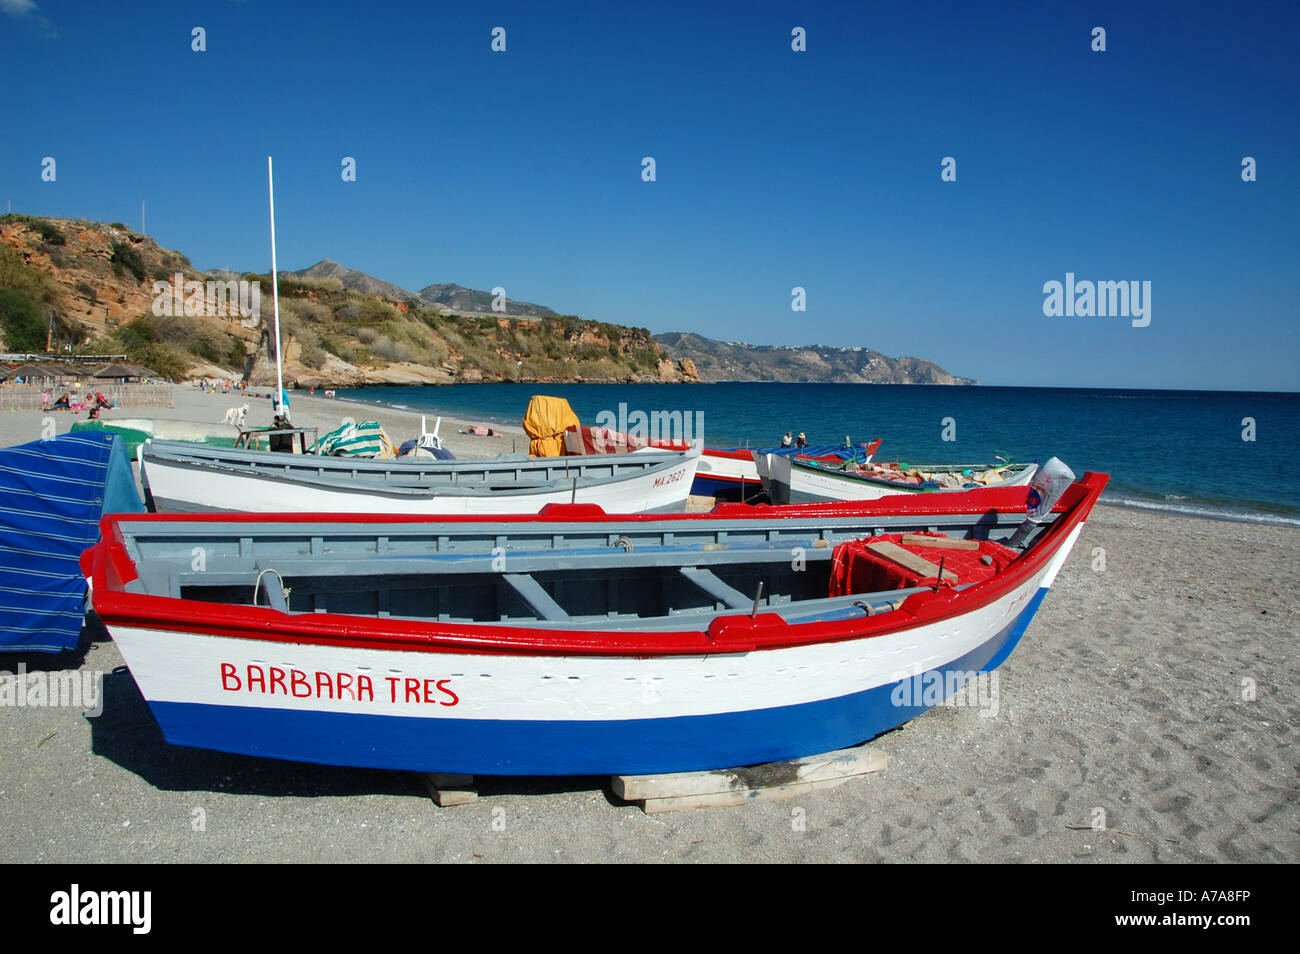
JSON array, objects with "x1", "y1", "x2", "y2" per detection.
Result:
[{"x1": 653, "y1": 332, "x2": 975, "y2": 385}]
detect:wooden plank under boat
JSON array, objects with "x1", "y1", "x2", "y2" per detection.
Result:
[
  {"x1": 139, "y1": 440, "x2": 701, "y2": 515},
  {"x1": 82, "y1": 471, "x2": 1108, "y2": 775}
]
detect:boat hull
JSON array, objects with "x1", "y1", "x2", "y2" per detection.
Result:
[
  {"x1": 691, "y1": 449, "x2": 764, "y2": 500},
  {"x1": 141, "y1": 446, "x2": 700, "y2": 515},
  {"x1": 102, "y1": 523, "x2": 1079, "y2": 775}
]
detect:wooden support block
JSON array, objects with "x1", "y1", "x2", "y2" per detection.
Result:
[
  {"x1": 418, "y1": 772, "x2": 478, "y2": 807},
  {"x1": 866, "y1": 540, "x2": 958, "y2": 582},
  {"x1": 641, "y1": 778, "x2": 851, "y2": 813},
  {"x1": 613, "y1": 744, "x2": 887, "y2": 813},
  {"x1": 899, "y1": 533, "x2": 979, "y2": 551}
]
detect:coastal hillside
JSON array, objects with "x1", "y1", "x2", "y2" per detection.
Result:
[
  {"x1": 0, "y1": 216, "x2": 695, "y2": 386},
  {"x1": 654, "y1": 332, "x2": 977, "y2": 385},
  {"x1": 0, "y1": 214, "x2": 971, "y2": 387}
]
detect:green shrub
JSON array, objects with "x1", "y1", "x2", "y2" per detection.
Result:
[
  {"x1": 0, "y1": 288, "x2": 47, "y2": 351},
  {"x1": 115, "y1": 316, "x2": 157, "y2": 351},
  {"x1": 110, "y1": 242, "x2": 147, "y2": 283},
  {"x1": 299, "y1": 344, "x2": 326, "y2": 369},
  {"x1": 135, "y1": 343, "x2": 190, "y2": 380},
  {"x1": 0, "y1": 243, "x2": 60, "y2": 305}
]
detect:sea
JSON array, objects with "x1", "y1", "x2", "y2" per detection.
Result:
[{"x1": 333, "y1": 383, "x2": 1300, "y2": 527}]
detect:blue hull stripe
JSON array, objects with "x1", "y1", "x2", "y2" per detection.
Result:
[
  {"x1": 690, "y1": 474, "x2": 757, "y2": 498},
  {"x1": 146, "y1": 587, "x2": 1050, "y2": 775}
]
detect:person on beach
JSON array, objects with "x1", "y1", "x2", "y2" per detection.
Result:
[
  {"x1": 51, "y1": 393, "x2": 71, "y2": 410},
  {"x1": 780, "y1": 431, "x2": 793, "y2": 447},
  {"x1": 795, "y1": 432, "x2": 807, "y2": 448},
  {"x1": 41, "y1": 390, "x2": 51, "y2": 411}
]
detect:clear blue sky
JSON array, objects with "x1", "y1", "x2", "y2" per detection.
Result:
[{"x1": 2, "y1": 0, "x2": 1296, "y2": 390}]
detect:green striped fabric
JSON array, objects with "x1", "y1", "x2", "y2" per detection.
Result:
[{"x1": 312, "y1": 420, "x2": 394, "y2": 458}]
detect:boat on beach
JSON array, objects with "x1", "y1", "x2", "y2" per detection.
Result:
[
  {"x1": 698, "y1": 440, "x2": 881, "y2": 502},
  {"x1": 764, "y1": 452, "x2": 1038, "y2": 504},
  {"x1": 82, "y1": 468, "x2": 1107, "y2": 775},
  {"x1": 562, "y1": 423, "x2": 880, "y2": 502},
  {"x1": 139, "y1": 439, "x2": 701, "y2": 515},
  {"x1": 70, "y1": 418, "x2": 242, "y2": 458}
]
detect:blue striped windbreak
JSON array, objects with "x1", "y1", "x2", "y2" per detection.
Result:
[{"x1": 0, "y1": 433, "x2": 143, "y2": 653}]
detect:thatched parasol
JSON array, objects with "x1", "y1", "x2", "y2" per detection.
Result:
[
  {"x1": 3, "y1": 363, "x2": 70, "y2": 381},
  {"x1": 92, "y1": 362, "x2": 154, "y2": 380}
]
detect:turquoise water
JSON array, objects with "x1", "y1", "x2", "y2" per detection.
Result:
[{"x1": 334, "y1": 383, "x2": 1300, "y2": 525}]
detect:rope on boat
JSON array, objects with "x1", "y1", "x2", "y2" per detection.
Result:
[{"x1": 252, "y1": 567, "x2": 290, "y2": 609}]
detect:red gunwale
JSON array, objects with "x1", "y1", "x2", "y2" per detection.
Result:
[
  {"x1": 703, "y1": 447, "x2": 763, "y2": 462},
  {"x1": 86, "y1": 474, "x2": 1108, "y2": 658}
]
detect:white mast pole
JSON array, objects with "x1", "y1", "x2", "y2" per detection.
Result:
[{"x1": 267, "y1": 155, "x2": 288, "y2": 423}]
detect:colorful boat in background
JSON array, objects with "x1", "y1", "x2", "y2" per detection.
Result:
[
  {"x1": 765, "y1": 452, "x2": 1038, "y2": 504},
  {"x1": 563, "y1": 424, "x2": 882, "y2": 502},
  {"x1": 82, "y1": 467, "x2": 1106, "y2": 775},
  {"x1": 70, "y1": 418, "x2": 242, "y2": 458},
  {"x1": 703, "y1": 439, "x2": 882, "y2": 502}
]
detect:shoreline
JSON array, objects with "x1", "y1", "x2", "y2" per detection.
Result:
[
  {"x1": 331, "y1": 386, "x2": 1300, "y2": 530},
  {"x1": 1, "y1": 382, "x2": 1297, "y2": 529}
]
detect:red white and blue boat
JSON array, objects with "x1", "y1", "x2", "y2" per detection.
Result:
[
  {"x1": 82, "y1": 469, "x2": 1106, "y2": 776},
  {"x1": 703, "y1": 440, "x2": 881, "y2": 502},
  {"x1": 562, "y1": 424, "x2": 880, "y2": 503}
]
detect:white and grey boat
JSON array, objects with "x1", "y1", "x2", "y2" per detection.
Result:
[{"x1": 139, "y1": 440, "x2": 701, "y2": 515}]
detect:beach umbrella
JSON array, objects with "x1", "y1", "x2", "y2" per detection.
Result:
[
  {"x1": 2, "y1": 363, "x2": 68, "y2": 381},
  {"x1": 92, "y1": 362, "x2": 151, "y2": 380}
]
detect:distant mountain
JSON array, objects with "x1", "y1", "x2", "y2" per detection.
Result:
[
  {"x1": 290, "y1": 261, "x2": 560, "y2": 318},
  {"x1": 416, "y1": 283, "x2": 557, "y2": 317},
  {"x1": 290, "y1": 259, "x2": 421, "y2": 303},
  {"x1": 653, "y1": 332, "x2": 976, "y2": 385}
]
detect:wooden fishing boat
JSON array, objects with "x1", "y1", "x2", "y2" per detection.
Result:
[
  {"x1": 139, "y1": 440, "x2": 700, "y2": 515},
  {"x1": 82, "y1": 470, "x2": 1107, "y2": 775},
  {"x1": 70, "y1": 418, "x2": 242, "y2": 458},
  {"x1": 703, "y1": 440, "x2": 881, "y2": 502},
  {"x1": 562, "y1": 425, "x2": 879, "y2": 502},
  {"x1": 765, "y1": 452, "x2": 1038, "y2": 504}
]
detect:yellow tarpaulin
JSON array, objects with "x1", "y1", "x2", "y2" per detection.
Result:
[{"x1": 522, "y1": 395, "x2": 579, "y2": 457}]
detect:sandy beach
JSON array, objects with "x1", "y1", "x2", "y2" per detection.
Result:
[
  {"x1": 0, "y1": 381, "x2": 529, "y2": 461},
  {"x1": 0, "y1": 385, "x2": 1295, "y2": 863}
]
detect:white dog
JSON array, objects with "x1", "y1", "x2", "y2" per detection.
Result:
[{"x1": 223, "y1": 404, "x2": 249, "y2": 427}]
